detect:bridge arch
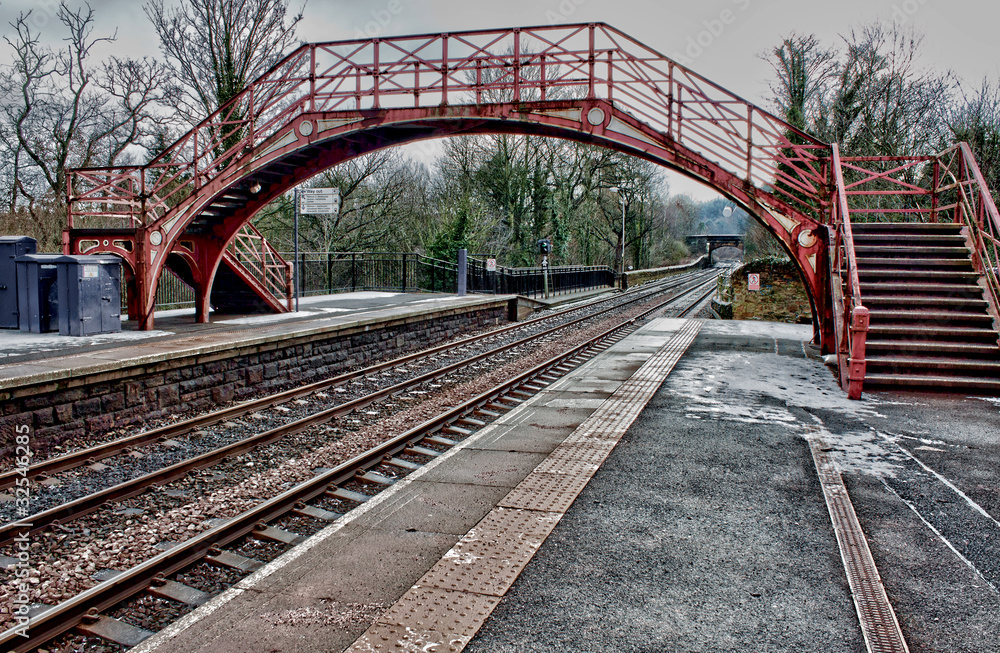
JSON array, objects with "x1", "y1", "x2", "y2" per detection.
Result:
[{"x1": 66, "y1": 23, "x2": 835, "y2": 349}]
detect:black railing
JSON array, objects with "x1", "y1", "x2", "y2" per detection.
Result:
[
  {"x1": 466, "y1": 258, "x2": 616, "y2": 298},
  {"x1": 151, "y1": 252, "x2": 616, "y2": 312}
]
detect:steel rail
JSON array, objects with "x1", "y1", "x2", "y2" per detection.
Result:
[
  {"x1": 0, "y1": 273, "x2": 717, "y2": 652},
  {"x1": 0, "y1": 273, "x2": 718, "y2": 544},
  {"x1": 0, "y1": 270, "x2": 711, "y2": 492}
]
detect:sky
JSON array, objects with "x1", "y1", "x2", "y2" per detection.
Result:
[{"x1": 1, "y1": 0, "x2": 998, "y2": 201}]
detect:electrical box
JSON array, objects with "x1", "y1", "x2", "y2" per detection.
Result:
[
  {"x1": 54, "y1": 255, "x2": 122, "y2": 336},
  {"x1": 0, "y1": 236, "x2": 37, "y2": 328},
  {"x1": 14, "y1": 254, "x2": 62, "y2": 333}
]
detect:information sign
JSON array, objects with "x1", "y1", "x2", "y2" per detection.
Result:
[{"x1": 298, "y1": 188, "x2": 341, "y2": 214}]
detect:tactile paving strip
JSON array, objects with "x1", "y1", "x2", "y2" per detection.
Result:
[
  {"x1": 347, "y1": 319, "x2": 702, "y2": 652},
  {"x1": 348, "y1": 587, "x2": 500, "y2": 653},
  {"x1": 417, "y1": 507, "x2": 561, "y2": 596},
  {"x1": 498, "y1": 471, "x2": 592, "y2": 512},
  {"x1": 805, "y1": 429, "x2": 910, "y2": 653}
]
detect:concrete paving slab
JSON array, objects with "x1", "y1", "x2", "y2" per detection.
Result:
[
  {"x1": 415, "y1": 449, "x2": 548, "y2": 487},
  {"x1": 465, "y1": 410, "x2": 588, "y2": 454},
  {"x1": 536, "y1": 396, "x2": 607, "y2": 409},
  {"x1": 347, "y1": 479, "x2": 513, "y2": 536}
]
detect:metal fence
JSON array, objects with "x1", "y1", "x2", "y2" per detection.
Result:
[
  {"x1": 283, "y1": 252, "x2": 456, "y2": 295},
  {"x1": 150, "y1": 252, "x2": 616, "y2": 312},
  {"x1": 465, "y1": 258, "x2": 617, "y2": 298}
]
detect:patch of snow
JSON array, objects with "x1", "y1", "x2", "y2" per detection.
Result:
[{"x1": 0, "y1": 328, "x2": 173, "y2": 359}]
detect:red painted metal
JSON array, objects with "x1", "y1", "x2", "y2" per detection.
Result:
[
  {"x1": 223, "y1": 223, "x2": 294, "y2": 314},
  {"x1": 939, "y1": 144, "x2": 1000, "y2": 338},
  {"x1": 61, "y1": 22, "x2": 1000, "y2": 395},
  {"x1": 830, "y1": 144, "x2": 868, "y2": 399},
  {"x1": 66, "y1": 23, "x2": 830, "y2": 329}
]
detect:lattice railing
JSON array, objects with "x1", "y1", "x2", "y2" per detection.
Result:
[
  {"x1": 938, "y1": 143, "x2": 1000, "y2": 324},
  {"x1": 67, "y1": 23, "x2": 830, "y2": 230},
  {"x1": 830, "y1": 144, "x2": 869, "y2": 400},
  {"x1": 225, "y1": 223, "x2": 293, "y2": 309}
]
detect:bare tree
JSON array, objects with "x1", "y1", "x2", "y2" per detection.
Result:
[
  {"x1": 0, "y1": 3, "x2": 176, "y2": 219},
  {"x1": 947, "y1": 79, "x2": 1000, "y2": 197},
  {"x1": 145, "y1": 0, "x2": 304, "y2": 130},
  {"x1": 763, "y1": 33, "x2": 838, "y2": 133}
]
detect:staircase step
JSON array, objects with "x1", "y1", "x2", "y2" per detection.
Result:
[
  {"x1": 859, "y1": 282, "x2": 984, "y2": 297},
  {"x1": 866, "y1": 356, "x2": 1000, "y2": 373},
  {"x1": 857, "y1": 269, "x2": 980, "y2": 281},
  {"x1": 852, "y1": 234, "x2": 968, "y2": 248},
  {"x1": 854, "y1": 246, "x2": 971, "y2": 257},
  {"x1": 851, "y1": 222, "x2": 963, "y2": 233},
  {"x1": 867, "y1": 324, "x2": 999, "y2": 339},
  {"x1": 865, "y1": 340, "x2": 1000, "y2": 358},
  {"x1": 863, "y1": 373, "x2": 1000, "y2": 391},
  {"x1": 863, "y1": 296, "x2": 989, "y2": 310},
  {"x1": 856, "y1": 257, "x2": 975, "y2": 269},
  {"x1": 867, "y1": 309, "x2": 995, "y2": 325}
]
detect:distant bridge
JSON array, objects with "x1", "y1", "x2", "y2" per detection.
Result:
[{"x1": 686, "y1": 234, "x2": 744, "y2": 262}]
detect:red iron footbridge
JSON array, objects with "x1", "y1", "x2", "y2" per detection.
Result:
[{"x1": 64, "y1": 23, "x2": 1000, "y2": 398}]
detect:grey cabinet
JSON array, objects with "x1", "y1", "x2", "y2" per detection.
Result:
[
  {"x1": 54, "y1": 255, "x2": 122, "y2": 336},
  {"x1": 0, "y1": 236, "x2": 36, "y2": 328}
]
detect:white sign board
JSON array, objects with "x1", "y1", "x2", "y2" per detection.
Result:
[
  {"x1": 298, "y1": 188, "x2": 341, "y2": 215},
  {"x1": 486, "y1": 258, "x2": 497, "y2": 272},
  {"x1": 748, "y1": 273, "x2": 760, "y2": 292}
]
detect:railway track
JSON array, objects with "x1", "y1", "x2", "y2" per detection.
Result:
[
  {"x1": 0, "y1": 270, "x2": 715, "y2": 495},
  {"x1": 0, "y1": 274, "x2": 717, "y2": 652}
]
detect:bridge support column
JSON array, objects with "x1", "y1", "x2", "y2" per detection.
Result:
[
  {"x1": 190, "y1": 236, "x2": 227, "y2": 324},
  {"x1": 133, "y1": 230, "x2": 156, "y2": 331}
]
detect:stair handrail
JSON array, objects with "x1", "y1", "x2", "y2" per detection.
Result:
[
  {"x1": 831, "y1": 143, "x2": 869, "y2": 400},
  {"x1": 226, "y1": 223, "x2": 294, "y2": 310},
  {"x1": 937, "y1": 143, "x2": 1000, "y2": 337}
]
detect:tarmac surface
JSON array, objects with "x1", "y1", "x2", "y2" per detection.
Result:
[{"x1": 467, "y1": 321, "x2": 1000, "y2": 652}]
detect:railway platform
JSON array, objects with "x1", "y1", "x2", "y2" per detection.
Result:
[
  {"x1": 0, "y1": 292, "x2": 514, "y2": 454},
  {"x1": 126, "y1": 318, "x2": 1000, "y2": 653}
]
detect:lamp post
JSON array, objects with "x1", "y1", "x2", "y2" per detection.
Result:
[{"x1": 609, "y1": 186, "x2": 626, "y2": 274}]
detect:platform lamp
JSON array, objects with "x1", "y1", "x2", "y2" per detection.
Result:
[{"x1": 608, "y1": 186, "x2": 626, "y2": 275}]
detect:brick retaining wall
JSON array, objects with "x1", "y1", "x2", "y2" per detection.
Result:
[{"x1": 0, "y1": 300, "x2": 510, "y2": 456}]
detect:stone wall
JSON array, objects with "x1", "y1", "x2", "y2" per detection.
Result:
[{"x1": 0, "y1": 301, "x2": 509, "y2": 456}]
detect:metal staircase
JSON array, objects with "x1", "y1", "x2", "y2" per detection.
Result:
[
  {"x1": 833, "y1": 143, "x2": 1000, "y2": 396},
  {"x1": 852, "y1": 222, "x2": 1000, "y2": 390},
  {"x1": 212, "y1": 224, "x2": 293, "y2": 314}
]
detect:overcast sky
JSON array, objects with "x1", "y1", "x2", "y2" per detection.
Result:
[{"x1": 1, "y1": 0, "x2": 998, "y2": 200}]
